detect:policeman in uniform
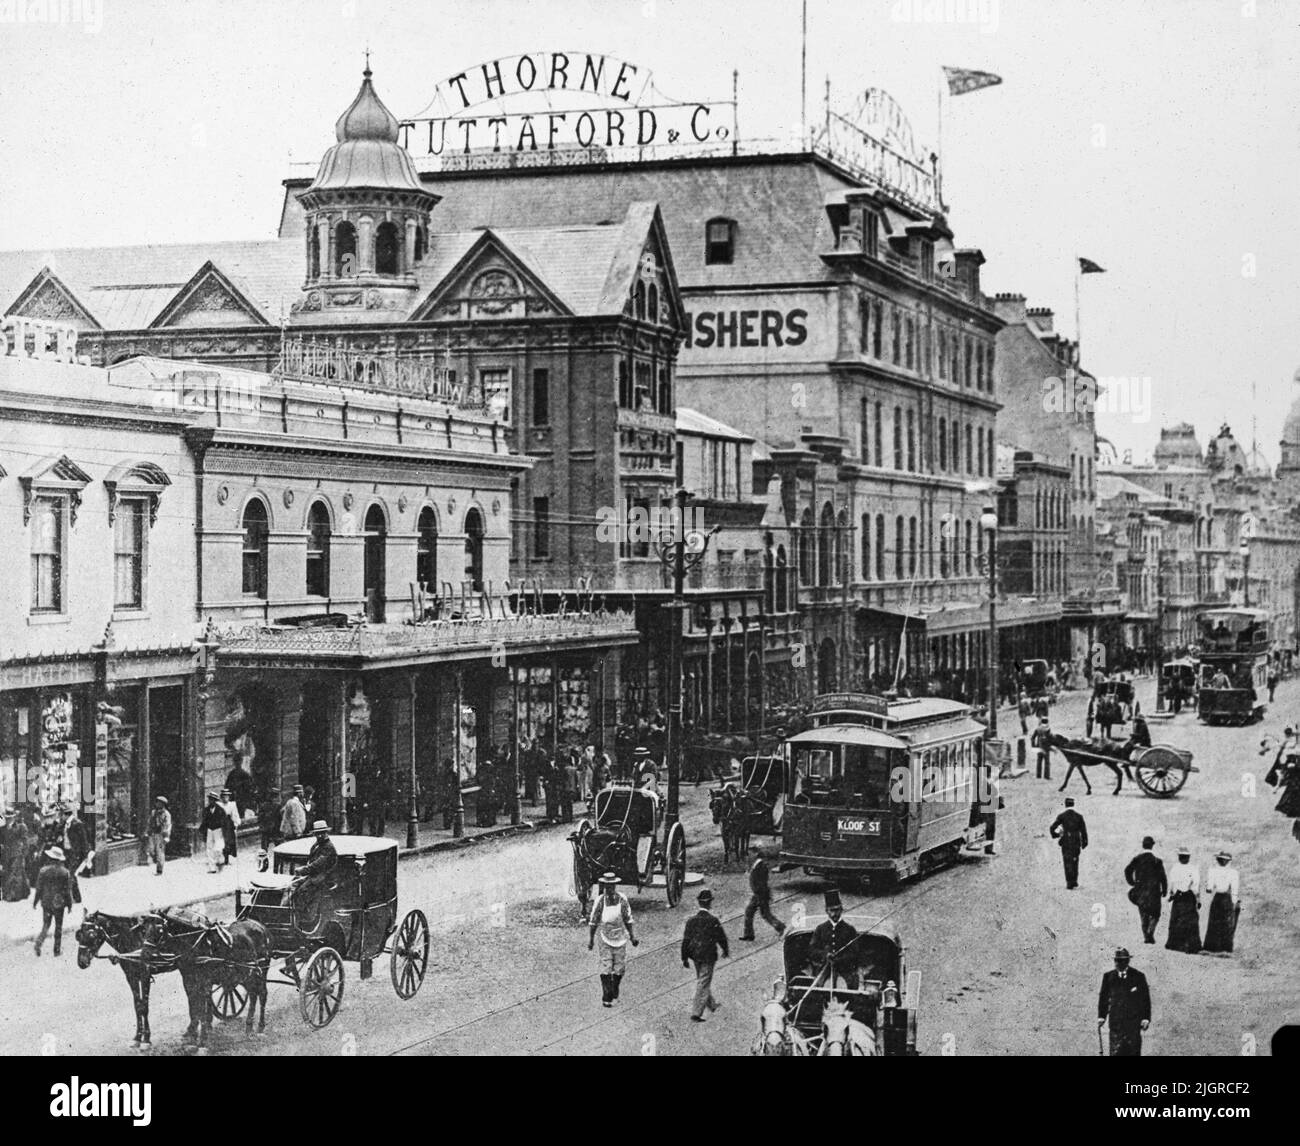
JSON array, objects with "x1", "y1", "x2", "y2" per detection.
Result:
[
  {"x1": 1049, "y1": 796, "x2": 1089, "y2": 889},
  {"x1": 807, "y1": 889, "x2": 859, "y2": 991},
  {"x1": 1097, "y1": 947, "x2": 1151, "y2": 1056}
]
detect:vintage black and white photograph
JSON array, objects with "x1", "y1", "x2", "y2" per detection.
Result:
[{"x1": 0, "y1": 0, "x2": 1297, "y2": 1080}]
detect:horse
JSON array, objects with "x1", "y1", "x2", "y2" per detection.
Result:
[
  {"x1": 140, "y1": 909, "x2": 271, "y2": 1051},
  {"x1": 819, "y1": 998, "x2": 879, "y2": 1056},
  {"x1": 75, "y1": 911, "x2": 166, "y2": 1050},
  {"x1": 1050, "y1": 733, "x2": 1131, "y2": 796},
  {"x1": 708, "y1": 785, "x2": 750, "y2": 864}
]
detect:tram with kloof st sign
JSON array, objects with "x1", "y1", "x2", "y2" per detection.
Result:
[{"x1": 779, "y1": 693, "x2": 997, "y2": 885}]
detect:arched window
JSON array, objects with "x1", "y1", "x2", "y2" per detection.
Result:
[
  {"x1": 634, "y1": 281, "x2": 647, "y2": 320},
  {"x1": 241, "y1": 499, "x2": 269, "y2": 598},
  {"x1": 648, "y1": 283, "x2": 659, "y2": 324},
  {"x1": 799, "y1": 508, "x2": 815, "y2": 586},
  {"x1": 464, "y1": 507, "x2": 485, "y2": 592},
  {"x1": 416, "y1": 506, "x2": 437, "y2": 591},
  {"x1": 861, "y1": 513, "x2": 871, "y2": 581},
  {"x1": 414, "y1": 224, "x2": 427, "y2": 264},
  {"x1": 818, "y1": 502, "x2": 835, "y2": 586},
  {"x1": 305, "y1": 501, "x2": 331, "y2": 597},
  {"x1": 938, "y1": 417, "x2": 947, "y2": 469},
  {"x1": 876, "y1": 515, "x2": 886, "y2": 581},
  {"x1": 939, "y1": 530, "x2": 949, "y2": 577},
  {"x1": 363, "y1": 504, "x2": 387, "y2": 621},
  {"x1": 375, "y1": 221, "x2": 401, "y2": 275},
  {"x1": 308, "y1": 229, "x2": 320, "y2": 279},
  {"x1": 335, "y1": 221, "x2": 358, "y2": 277},
  {"x1": 836, "y1": 509, "x2": 849, "y2": 583}
]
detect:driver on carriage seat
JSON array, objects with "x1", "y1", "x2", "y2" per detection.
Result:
[
  {"x1": 289, "y1": 820, "x2": 338, "y2": 927},
  {"x1": 807, "y1": 890, "x2": 860, "y2": 992}
]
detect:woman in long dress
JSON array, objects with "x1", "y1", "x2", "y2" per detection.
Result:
[
  {"x1": 1165, "y1": 848, "x2": 1202, "y2": 954},
  {"x1": 2, "y1": 815, "x2": 32, "y2": 901},
  {"x1": 1202, "y1": 852, "x2": 1240, "y2": 954}
]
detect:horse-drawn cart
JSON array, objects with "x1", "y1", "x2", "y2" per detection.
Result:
[
  {"x1": 569, "y1": 784, "x2": 686, "y2": 916},
  {"x1": 1053, "y1": 739, "x2": 1197, "y2": 798}
]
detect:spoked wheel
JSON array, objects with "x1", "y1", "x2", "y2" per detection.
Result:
[
  {"x1": 298, "y1": 947, "x2": 345, "y2": 1029},
  {"x1": 390, "y1": 910, "x2": 430, "y2": 1000},
  {"x1": 1132, "y1": 747, "x2": 1190, "y2": 798},
  {"x1": 665, "y1": 822, "x2": 687, "y2": 907},
  {"x1": 210, "y1": 978, "x2": 248, "y2": 1021}
]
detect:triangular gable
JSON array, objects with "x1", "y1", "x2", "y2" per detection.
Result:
[
  {"x1": 5, "y1": 267, "x2": 101, "y2": 330},
  {"x1": 150, "y1": 260, "x2": 268, "y2": 328},
  {"x1": 597, "y1": 202, "x2": 687, "y2": 331},
  {"x1": 411, "y1": 231, "x2": 572, "y2": 322}
]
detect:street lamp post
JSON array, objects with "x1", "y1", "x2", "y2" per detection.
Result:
[
  {"x1": 655, "y1": 488, "x2": 716, "y2": 831},
  {"x1": 980, "y1": 506, "x2": 999, "y2": 740}
]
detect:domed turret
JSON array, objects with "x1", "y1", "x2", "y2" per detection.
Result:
[
  {"x1": 293, "y1": 62, "x2": 440, "y2": 322},
  {"x1": 1152, "y1": 423, "x2": 1204, "y2": 469}
]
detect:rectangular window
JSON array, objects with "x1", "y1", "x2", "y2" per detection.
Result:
[
  {"x1": 873, "y1": 401, "x2": 883, "y2": 466},
  {"x1": 657, "y1": 368, "x2": 672, "y2": 415},
  {"x1": 859, "y1": 399, "x2": 869, "y2": 461},
  {"x1": 976, "y1": 343, "x2": 985, "y2": 390},
  {"x1": 30, "y1": 496, "x2": 64, "y2": 613},
  {"x1": 905, "y1": 317, "x2": 915, "y2": 369},
  {"x1": 907, "y1": 409, "x2": 916, "y2": 471},
  {"x1": 872, "y1": 302, "x2": 883, "y2": 358},
  {"x1": 705, "y1": 219, "x2": 735, "y2": 265},
  {"x1": 532, "y1": 368, "x2": 550, "y2": 426},
  {"x1": 923, "y1": 324, "x2": 932, "y2": 376},
  {"x1": 964, "y1": 341, "x2": 973, "y2": 388},
  {"x1": 618, "y1": 360, "x2": 632, "y2": 408},
  {"x1": 533, "y1": 496, "x2": 550, "y2": 558},
  {"x1": 938, "y1": 330, "x2": 947, "y2": 380},
  {"x1": 864, "y1": 213, "x2": 879, "y2": 258},
  {"x1": 113, "y1": 497, "x2": 146, "y2": 609},
  {"x1": 893, "y1": 407, "x2": 904, "y2": 470},
  {"x1": 480, "y1": 368, "x2": 512, "y2": 423},
  {"x1": 892, "y1": 311, "x2": 901, "y2": 365}
]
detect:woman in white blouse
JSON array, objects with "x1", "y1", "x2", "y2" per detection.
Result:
[{"x1": 1202, "y1": 851, "x2": 1240, "y2": 954}]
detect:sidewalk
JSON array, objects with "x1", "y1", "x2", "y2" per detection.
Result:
[{"x1": 1, "y1": 809, "x2": 565, "y2": 947}]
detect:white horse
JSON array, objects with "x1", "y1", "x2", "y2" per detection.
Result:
[{"x1": 819, "y1": 998, "x2": 879, "y2": 1056}]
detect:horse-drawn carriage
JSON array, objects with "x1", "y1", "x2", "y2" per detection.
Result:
[
  {"x1": 1161, "y1": 658, "x2": 1199, "y2": 713},
  {"x1": 1019, "y1": 659, "x2": 1057, "y2": 704},
  {"x1": 569, "y1": 784, "x2": 686, "y2": 916},
  {"x1": 1086, "y1": 678, "x2": 1134, "y2": 737},
  {"x1": 1051, "y1": 736, "x2": 1197, "y2": 798},
  {"x1": 709, "y1": 754, "x2": 784, "y2": 861},
  {"x1": 754, "y1": 922, "x2": 919, "y2": 1056},
  {"x1": 232, "y1": 834, "x2": 430, "y2": 1029}
]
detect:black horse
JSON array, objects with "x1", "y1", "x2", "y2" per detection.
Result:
[
  {"x1": 140, "y1": 909, "x2": 272, "y2": 1051},
  {"x1": 75, "y1": 911, "x2": 166, "y2": 1050},
  {"x1": 1050, "y1": 734, "x2": 1134, "y2": 796},
  {"x1": 709, "y1": 785, "x2": 751, "y2": 864}
]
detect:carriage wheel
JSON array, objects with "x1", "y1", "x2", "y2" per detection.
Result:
[
  {"x1": 210, "y1": 979, "x2": 248, "y2": 1021},
  {"x1": 665, "y1": 822, "x2": 687, "y2": 907},
  {"x1": 390, "y1": 910, "x2": 429, "y2": 1001},
  {"x1": 298, "y1": 947, "x2": 345, "y2": 1029},
  {"x1": 1132, "y1": 747, "x2": 1190, "y2": 798}
]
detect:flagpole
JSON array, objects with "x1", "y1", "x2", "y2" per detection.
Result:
[
  {"x1": 800, "y1": 0, "x2": 808, "y2": 145},
  {"x1": 1074, "y1": 260, "x2": 1083, "y2": 365},
  {"x1": 937, "y1": 70, "x2": 944, "y2": 207}
]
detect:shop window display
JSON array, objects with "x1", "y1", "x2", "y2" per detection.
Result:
[{"x1": 98, "y1": 696, "x2": 137, "y2": 841}]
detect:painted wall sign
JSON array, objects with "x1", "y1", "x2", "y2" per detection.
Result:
[
  {"x1": 399, "y1": 51, "x2": 734, "y2": 160},
  {"x1": 677, "y1": 291, "x2": 833, "y2": 365}
]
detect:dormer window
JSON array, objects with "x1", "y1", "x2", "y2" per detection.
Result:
[
  {"x1": 918, "y1": 239, "x2": 935, "y2": 282},
  {"x1": 705, "y1": 218, "x2": 735, "y2": 265}
]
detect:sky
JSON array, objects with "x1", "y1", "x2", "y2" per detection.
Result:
[{"x1": 2, "y1": 0, "x2": 1297, "y2": 465}]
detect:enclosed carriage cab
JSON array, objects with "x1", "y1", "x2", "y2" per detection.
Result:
[
  {"x1": 238, "y1": 835, "x2": 399, "y2": 965},
  {"x1": 1196, "y1": 608, "x2": 1270, "y2": 725},
  {"x1": 779, "y1": 693, "x2": 992, "y2": 882}
]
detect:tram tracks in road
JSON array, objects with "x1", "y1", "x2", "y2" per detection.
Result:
[{"x1": 387, "y1": 866, "x2": 964, "y2": 1055}]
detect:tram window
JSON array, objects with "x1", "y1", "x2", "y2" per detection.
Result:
[
  {"x1": 790, "y1": 745, "x2": 837, "y2": 803},
  {"x1": 842, "y1": 744, "x2": 893, "y2": 807}
]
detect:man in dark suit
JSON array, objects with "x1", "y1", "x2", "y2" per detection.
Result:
[
  {"x1": 681, "y1": 888, "x2": 729, "y2": 1022},
  {"x1": 740, "y1": 847, "x2": 785, "y2": 940},
  {"x1": 807, "y1": 889, "x2": 860, "y2": 990},
  {"x1": 1097, "y1": 947, "x2": 1151, "y2": 1056},
  {"x1": 32, "y1": 846, "x2": 74, "y2": 957},
  {"x1": 1049, "y1": 797, "x2": 1088, "y2": 889},
  {"x1": 1124, "y1": 836, "x2": 1168, "y2": 943}
]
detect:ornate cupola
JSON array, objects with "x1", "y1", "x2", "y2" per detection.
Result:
[{"x1": 293, "y1": 61, "x2": 440, "y2": 322}]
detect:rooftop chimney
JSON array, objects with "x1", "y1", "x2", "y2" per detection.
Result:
[
  {"x1": 1026, "y1": 307, "x2": 1054, "y2": 334},
  {"x1": 991, "y1": 292, "x2": 1027, "y2": 324}
]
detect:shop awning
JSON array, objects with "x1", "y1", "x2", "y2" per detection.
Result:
[{"x1": 860, "y1": 598, "x2": 1063, "y2": 638}]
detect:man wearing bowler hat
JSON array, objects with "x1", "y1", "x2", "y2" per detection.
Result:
[
  {"x1": 290, "y1": 820, "x2": 338, "y2": 929},
  {"x1": 808, "y1": 889, "x2": 860, "y2": 991},
  {"x1": 681, "y1": 888, "x2": 729, "y2": 1022},
  {"x1": 1049, "y1": 797, "x2": 1089, "y2": 889},
  {"x1": 1097, "y1": 947, "x2": 1151, "y2": 1055}
]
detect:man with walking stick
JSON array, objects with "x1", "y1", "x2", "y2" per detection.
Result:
[{"x1": 1097, "y1": 947, "x2": 1151, "y2": 1056}]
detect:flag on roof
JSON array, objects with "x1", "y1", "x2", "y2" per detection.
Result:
[
  {"x1": 1079, "y1": 257, "x2": 1106, "y2": 274},
  {"x1": 943, "y1": 67, "x2": 1002, "y2": 96}
]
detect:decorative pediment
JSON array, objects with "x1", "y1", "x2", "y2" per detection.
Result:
[
  {"x1": 19, "y1": 455, "x2": 92, "y2": 525},
  {"x1": 151, "y1": 261, "x2": 268, "y2": 329},
  {"x1": 411, "y1": 231, "x2": 571, "y2": 322},
  {"x1": 103, "y1": 460, "x2": 171, "y2": 526},
  {"x1": 5, "y1": 267, "x2": 100, "y2": 330}
]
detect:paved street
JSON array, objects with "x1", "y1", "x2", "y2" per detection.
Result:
[{"x1": 3, "y1": 677, "x2": 1296, "y2": 1057}]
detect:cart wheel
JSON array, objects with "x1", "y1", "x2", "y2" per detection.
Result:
[
  {"x1": 390, "y1": 910, "x2": 429, "y2": 1000},
  {"x1": 299, "y1": 947, "x2": 345, "y2": 1029},
  {"x1": 1132, "y1": 747, "x2": 1190, "y2": 798},
  {"x1": 210, "y1": 979, "x2": 248, "y2": 1021},
  {"x1": 665, "y1": 822, "x2": 686, "y2": 907}
]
